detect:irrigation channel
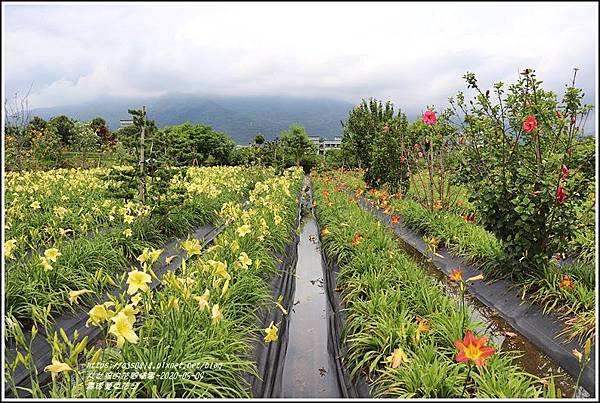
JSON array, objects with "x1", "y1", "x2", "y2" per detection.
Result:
[{"x1": 278, "y1": 178, "x2": 341, "y2": 398}]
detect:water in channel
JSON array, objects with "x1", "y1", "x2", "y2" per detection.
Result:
[{"x1": 279, "y1": 180, "x2": 340, "y2": 398}]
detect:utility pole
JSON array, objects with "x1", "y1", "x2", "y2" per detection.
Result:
[{"x1": 139, "y1": 105, "x2": 146, "y2": 204}]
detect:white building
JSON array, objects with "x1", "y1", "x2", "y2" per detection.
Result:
[
  {"x1": 119, "y1": 119, "x2": 134, "y2": 128},
  {"x1": 310, "y1": 136, "x2": 342, "y2": 155}
]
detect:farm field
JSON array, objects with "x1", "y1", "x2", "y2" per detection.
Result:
[
  {"x1": 2, "y1": 3, "x2": 597, "y2": 399},
  {"x1": 3, "y1": 163, "x2": 596, "y2": 399}
]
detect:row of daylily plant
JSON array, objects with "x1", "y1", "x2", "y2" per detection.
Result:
[
  {"x1": 337, "y1": 169, "x2": 595, "y2": 343},
  {"x1": 312, "y1": 172, "x2": 569, "y2": 398},
  {"x1": 4, "y1": 166, "x2": 268, "y2": 324},
  {"x1": 5, "y1": 167, "x2": 304, "y2": 398}
]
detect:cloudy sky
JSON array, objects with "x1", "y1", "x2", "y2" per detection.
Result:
[{"x1": 3, "y1": 1, "x2": 598, "y2": 118}]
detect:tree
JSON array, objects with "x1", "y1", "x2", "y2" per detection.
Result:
[
  {"x1": 90, "y1": 116, "x2": 116, "y2": 146},
  {"x1": 71, "y1": 122, "x2": 99, "y2": 168},
  {"x1": 29, "y1": 125, "x2": 63, "y2": 170},
  {"x1": 253, "y1": 133, "x2": 265, "y2": 145},
  {"x1": 153, "y1": 122, "x2": 235, "y2": 166},
  {"x1": 279, "y1": 124, "x2": 317, "y2": 168},
  {"x1": 341, "y1": 98, "x2": 411, "y2": 189},
  {"x1": 115, "y1": 124, "x2": 141, "y2": 156},
  {"x1": 48, "y1": 115, "x2": 76, "y2": 146},
  {"x1": 341, "y1": 99, "x2": 395, "y2": 170},
  {"x1": 4, "y1": 90, "x2": 33, "y2": 171},
  {"x1": 27, "y1": 116, "x2": 48, "y2": 132}
]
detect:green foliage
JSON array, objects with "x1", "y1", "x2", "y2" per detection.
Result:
[
  {"x1": 29, "y1": 125, "x2": 63, "y2": 170},
  {"x1": 313, "y1": 175, "x2": 544, "y2": 398},
  {"x1": 341, "y1": 98, "x2": 412, "y2": 192},
  {"x1": 153, "y1": 122, "x2": 235, "y2": 166},
  {"x1": 48, "y1": 115, "x2": 76, "y2": 146},
  {"x1": 71, "y1": 122, "x2": 100, "y2": 168},
  {"x1": 253, "y1": 133, "x2": 265, "y2": 145},
  {"x1": 450, "y1": 68, "x2": 593, "y2": 278},
  {"x1": 279, "y1": 124, "x2": 317, "y2": 169}
]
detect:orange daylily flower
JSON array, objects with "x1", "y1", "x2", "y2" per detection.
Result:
[
  {"x1": 321, "y1": 228, "x2": 330, "y2": 236},
  {"x1": 416, "y1": 316, "x2": 430, "y2": 333},
  {"x1": 351, "y1": 233, "x2": 364, "y2": 247},
  {"x1": 454, "y1": 330, "x2": 496, "y2": 367},
  {"x1": 559, "y1": 275, "x2": 574, "y2": 289},
  {"x1": 449, "y1": 268, "x2": 463, "y2": 282},
  {"x1": 391, "y1": 215, "x2": 401, "y2": 225},
  {"x1": 322, "y1": 190, "x2": 331, "y2": 199}
]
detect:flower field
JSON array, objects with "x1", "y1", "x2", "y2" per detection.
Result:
[
  {"x1": 313, "y1": 174, "x2": 547, "y2": 398},
  {"x1": 1, "y1": 162, "x2": 596, "y2": 399}
]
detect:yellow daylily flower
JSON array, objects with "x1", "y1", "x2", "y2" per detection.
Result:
[
  {"x1": 130, "y1": 294, "x2": 143, "y2": 306},
  {"x1": 211, "y1": 304, "x2": 223, "y2": 324},
  {"x1": 120, "y1": 304, "x2": 139, "y2": 324},
  {"x1": 237, "y1": 224, "x2": 251, "y2": 237},
  {"x1": 136, "y1": 248, "x2": 152, "y2": 264},
  {"x1": 149, "y1": 248, "x2": 163, "y2": 264},
  {"x1": 264, "y1": 321, "x2": 279, "y2": 342},
  {"x1": 274, "y1": 214, "x2": 283, "y2": 225},
  {"x1": 181, "y1": 238, "x2": 202, "y2": 257},
  {"x1": 221, "y1": 279, "x2": 230, "y2": 297},
  {"x1": 86, "y1": 302, "x2": 115, "y2": 326},
  {"x1": 126, "y1": 270, "x2": 152, "y2": 295},
  {"x1": 167, "y1": 296, "x2": 180, "y2": 311},
  {"x1": 54, "y1": 206, "x2": 68, "y2": 218},
  {"x1": 30, "y1": 201, "x2": 41, "y2": 210},
  {"x1": 385, "y1": 346, "x2": 410, "y2": 368},
  {"x1": 40, "y1": 256, "x2": 53, "y2": 271},
  {"x1": 68, "y1": 289, "x2": 93, "y2": 304},
  {"x1": 123, "y1": 215, "x2": 135, "y2": 224},
  {"x1": 212, "y1": 260, "x2": 231, "y2": 280},
  {"x1": 123, "y1": 228, "x2": 133, "y2": 238},
  {"x1": 193, "y1": 289, "x2": 210, "y2": 311},
  {"x1": 230, "y1": 240, "x2": 240, "y2": 254},
  {"x1": 109, "y1": 311, "x2": 139, "y2": 348},
  {"x1": 238, "y1": 252, "x2": 252, "y2": 269},
  {"x1": 4, "y1": 239, "x2": 17, "y2": 259},
  {"x1": 44, "y1": 358, "x2": 73, "y2": 374},
  {"x1": 44, "y1": 248, "x2": 62, "y2": 263}
]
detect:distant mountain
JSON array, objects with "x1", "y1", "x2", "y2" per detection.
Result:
[{"x1": 30, "y1": 94, "x2": 354, "y2": 144}]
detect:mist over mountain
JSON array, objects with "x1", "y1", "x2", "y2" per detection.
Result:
[{"x1": 30, "y1": 94, "x2": 356, "y2": 144}]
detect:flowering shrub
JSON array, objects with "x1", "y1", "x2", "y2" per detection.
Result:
[{"x1": 449, "y1": 68, "x2": 593, "y2": 277}]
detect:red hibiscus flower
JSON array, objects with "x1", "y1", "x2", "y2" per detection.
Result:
[
  {"x1": 523, "y1": 116, "x2": 538, "y2": 133},
  {"x1": 421, "y1": 110, "x2": 437, "y2": 125},
  {"x1": 555, "y1": 186, "x2": 567, "y2": 204}
]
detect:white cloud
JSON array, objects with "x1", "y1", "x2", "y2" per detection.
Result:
[{"x1": 3, "y1": 1, "x2": 597, "y2": 113}]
